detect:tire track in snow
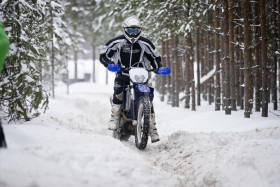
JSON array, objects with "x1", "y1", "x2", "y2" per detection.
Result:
[{"x1": 132, "y1": 128, "x2": 280, "y2": 187}]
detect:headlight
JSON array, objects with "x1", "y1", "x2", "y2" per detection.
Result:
[{"x1": 135, "y1": 75, "x2": 145, "y2": 83}]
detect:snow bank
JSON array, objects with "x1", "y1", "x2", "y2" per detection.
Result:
[
  {"x1": 146, "y1": 128, "x2": 280, "y2": 187},
  {"x1": 0, "y1": 82, "x2": 176, "y2": 187},
  {"x1": 1, "y1": 82, "x2": 280, "y2": 187},
  {"x1": 0, "y1": 123, "x2": 173, "y2": 187}
]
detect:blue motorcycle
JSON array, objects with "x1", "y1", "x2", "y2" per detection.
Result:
[{"x1": 108, "y1": 64, "x2": 171, "y2": 150}]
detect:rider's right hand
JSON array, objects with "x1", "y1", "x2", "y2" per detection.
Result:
[{"x1": 108, "y1": 64, "x2": 121, "y2": 72}]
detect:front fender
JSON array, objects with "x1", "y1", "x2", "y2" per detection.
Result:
[{"x1": 135, "y1": 85, "x2": 150, "y2": 93}]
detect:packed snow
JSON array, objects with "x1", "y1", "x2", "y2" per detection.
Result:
[{"x1": 1, "y1": 71, "x2": 280, "y2": 187}]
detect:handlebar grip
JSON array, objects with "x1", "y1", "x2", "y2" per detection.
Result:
[
  {"x1": 108, "y1": 64, "x2": 121, "y2": 72},
  {"x1": 157, "y1": 67, "x2": 171, "y2": 75}
]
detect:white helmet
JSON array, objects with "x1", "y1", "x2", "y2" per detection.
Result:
[{"x1": 122, "y1": 16, "x2": 142, "y2": 43}]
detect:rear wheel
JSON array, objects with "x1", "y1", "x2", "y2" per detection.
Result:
[{"x1": 135, "y1": 96, "x2": 150, "y2": 150}]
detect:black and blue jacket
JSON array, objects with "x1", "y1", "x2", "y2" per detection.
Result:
[{"x1": 99, "y1": 35, "x2": 162, "y2": 76}]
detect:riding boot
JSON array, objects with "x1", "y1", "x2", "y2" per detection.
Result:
[
  {"x1": 109, "y1": 103, "x2": 122, "y2": 130},
  {"x1": 149, "y1": 113, "x2": 160, "y2": 143}
]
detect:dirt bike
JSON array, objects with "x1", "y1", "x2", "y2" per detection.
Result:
[{"x1": 108, "y1": 64, "x2": 171, "y2": 150}]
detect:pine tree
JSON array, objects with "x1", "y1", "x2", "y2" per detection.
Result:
[
  {"x1": 0, "y1": 0, "x2": 48, "y2": 122},
  {"x1": 63, "y1": 0, "x2": 85, "y2": 83},
  {"x1": 99, "y1": 0, "x2": 279, "y2": 117},
  {"x1": 45, "y1": 0, "x2": 73, "y2": 98}
]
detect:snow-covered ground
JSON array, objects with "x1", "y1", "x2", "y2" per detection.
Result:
[{"x1": 1, "y1": 80, "x2": 280, "y2": 187}]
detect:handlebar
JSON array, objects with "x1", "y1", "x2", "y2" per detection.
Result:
[
  {"x1": 121, "y1": 67, "x2": 154, "y2": 72},
  {"x1": 108, "y1": 64, "x2": 171, "y2": 75}
]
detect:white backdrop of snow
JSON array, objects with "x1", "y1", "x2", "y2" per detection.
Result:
[{"x1": 0, "y1": 60, "x2": 280, "y2": 187}]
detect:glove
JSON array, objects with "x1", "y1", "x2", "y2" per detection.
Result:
[
  {"x1": 157, "y1": 67, "x2": 171, "y2": 75},
  {"x1": 108, "y1": 64, "x2": 121, "y2": 72}
]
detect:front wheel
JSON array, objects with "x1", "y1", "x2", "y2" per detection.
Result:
[{"x1": 135, "y1": 96, "x2": 151, "y2": 150}]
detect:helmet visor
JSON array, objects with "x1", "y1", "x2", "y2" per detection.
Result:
[{"x1": 125, "y1": 27, "x2": 141, "y2": 37}]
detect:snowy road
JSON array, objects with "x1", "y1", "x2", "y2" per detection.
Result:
[{"x1": 1, "y1": 82, "x2": 280, "y2": 187}]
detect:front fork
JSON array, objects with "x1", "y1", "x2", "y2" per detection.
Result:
[
  {"x1": 128, "y1": 86, "x2": 153, "y2": 126},
  {"x1": 132, "y1": 88, "x2": 140, "y2": 126}
]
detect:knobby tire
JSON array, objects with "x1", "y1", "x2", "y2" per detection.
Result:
[{"x1": 135, "y1": 96, "x2": 150, "y2": 150}]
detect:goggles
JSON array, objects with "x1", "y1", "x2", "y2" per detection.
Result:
[{"x1": 125, "y1": 27, "x2": 141, "y2": 36}]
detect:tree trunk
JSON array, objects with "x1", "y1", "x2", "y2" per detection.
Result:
[
  {"x1": 234, "y1": 2, "x2": 241, "y2": 108},
  {"x1": 223, "y1": 0, "x2": 231, "y2": 115},
  {"x1": 177, "y1": 37, "x2": 183, "y2": 94},
  {"x1": 214, "y1": 2, "x2": 221, "y2": 111},
  {"x1": 237, "y1": 0, "x2": 245, "y2": 110},
  {"x1": 174, "y1": 35, "x2": 180, "y2": 107},
  {"x1": 92, "y1": 9, "x2": 96, "y2": 83},
  {"x1": 235, "y1": 24, "x2": 241, "y2": 107},
  {"x1": 92, "y1": 39, "x2": 96, "y2": 83},
  {"x1": 190, "y1": 35, "x2": 196, "y2": 111},
  {"x1": 220, "y1": 8, "x2": 225, "y2": 110},
  {"x1": 73, "y1": 0, "x2": 78, "y2": 82},
  {"x1": 74, "y1": 49, "x2": 78, "y2": 81},
  {"x1": 185, "y1": 45, "x2": 191, "y2": 108},
  {"x1": 171, "y1": 36, "x2": 176, "y2": 107},
  {"x1": 66, "y1": 48, "x2": 69, "y2": 95},
  {"x1": 254, "y1": 1, "x2": 262, "y2": 112},
  {"x1": 185, "y1": 1, "x2": 191, "y2": 109},
  {"x1": 166, "y1": 40, "x2": 172, "y2": 104},
  {"x1": 203, "y1": 29, "x2": 208, "y2": 101},
  {"x1": 208, "y1": 11, "x2": 214, "y2": 105},
  {"x1": 229, "y1": 0, "x2": 236, "y2": 111},
  {"x1": 239, "y1": 24, "x2": 245, "y2": 110},
  {"x1": 196, "y1": 21, "x2": 201, "y2": 106},
  {"x1": 278, "y1": 0, "x2": 280, "y2": 106},
  {"x1": 161, "y1": 40, "x2": 167, "y2": 102},
  {"x1": 243, "y1": 0, "x2": 253, "y2": 118},
  {"x1": 272, "y1": 0, "x2": 278, "y2": 110},
  {"x1": 260, "y1": 0, "x2": 269, "y2": 117},
  {"x1": 51, "y1": 9, "x2": 55, "y2": 99}
]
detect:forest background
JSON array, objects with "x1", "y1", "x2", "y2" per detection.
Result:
[{"x1": 0, "y1": 0, "x2": 279, "y2": 122}]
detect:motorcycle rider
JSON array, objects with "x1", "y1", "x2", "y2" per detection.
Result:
[{"x1": 99, "y1": 16, "x2": 162, "y2": 143}]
